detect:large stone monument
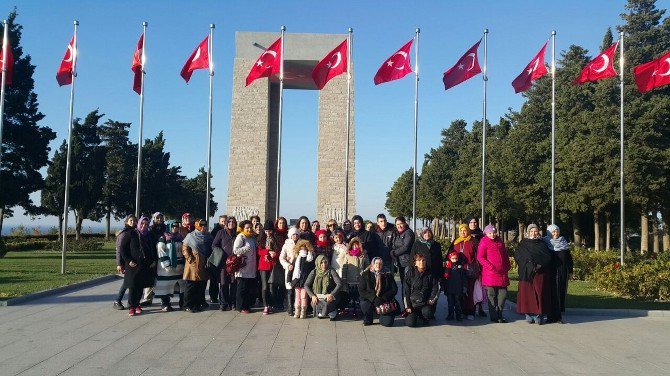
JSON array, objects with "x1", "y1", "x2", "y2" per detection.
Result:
[{"x1": 227, "y1": 32, "x2": 355, "y2": 223}]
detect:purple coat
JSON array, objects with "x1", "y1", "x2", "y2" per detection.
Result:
[{"x1": 477, "y1": 236, "x2": 511, "y2": 287}]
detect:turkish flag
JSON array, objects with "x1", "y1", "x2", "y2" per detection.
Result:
[
  {"x1": 443, "y1": 40, "x2": 482, "y2": 90},
  {"x1": 512, "y1": 42, "x2": 549, "y2": 93},
  {"x1": 374, "y1": 39, "x2": 413, "y2": 85},
  {"x1": 634, "y1": 51, "x2": 670, "y2": 93},
  {"x1": 56, "y1": 36, "x2": 76, "y2": 86},
  {"x1": 573, "y1": 42, "x2": 618, "y2": 85},
  {"x1": 131, "y1": 34, "x2": 144, "y2": 94},
  {"x1": 312, "y1": 39, "x2": 347, "y2": 90},
  {"x1": 180, "y1": 36, "x2": 210, "y2": 83},
  {"x1": 0, "y1": 36, "x2": 13, "y2": 86},
  {"x1": 246, "y1": 37, "x2": 282, "y2": 87}
]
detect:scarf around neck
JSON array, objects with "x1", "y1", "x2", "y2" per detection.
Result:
[
  {"x1": 453, "y1": 224, "x2": 472, "y2": 245},
  {"x1": 183, "y1": 230, "x2": 213, "y2": 257},
  {"x1": 544, "y1": 235, "x2": 569, "y2": 252},
  {"x1": 313, "y1": 255, "x2": 332, "y2": 294}
]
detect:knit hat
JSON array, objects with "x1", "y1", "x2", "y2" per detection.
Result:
[
  {"x1": 526, "y1": 223, "x2": 539, "y2": 234},
  {"x1": 484, "y1": 225, "x2": 496, "y2": 234},
  {"x1": 448, "y1": 251, "x2": 460, "y2": 260},
  {"x1": 315, "y1": 229, "x2": 328, "y2": 239},
  {"x1": 287, "y1": 227, "x2": 300, "y2": 239},
  {"x1": 182, "y1": 213, "x2": 191, "y2": 221},
  {"x1": 547, "y1": 224, "x2": 559, "y2": 234},
  {"x1": 263, "y1": 220, "x2": 274, "y2": 231}
]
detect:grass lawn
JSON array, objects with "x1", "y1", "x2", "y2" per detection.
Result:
[
  {"x1": 0, "y1": 241, "x2": 116, "y2": 300},
  {"x1": 506, "y1": 271, "x2": 670, "y2": 311}
]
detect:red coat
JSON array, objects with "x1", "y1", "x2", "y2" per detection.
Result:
[
  {"x1": 477, "y1": 236, "x2": 511, "y2": 287},
  {"x1": 257, "y1": 246, "x2": 278, "y2": 271}
]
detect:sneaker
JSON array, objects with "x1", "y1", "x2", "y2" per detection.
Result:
[
  {"x1": 114, "y1": 301, "x2": 125, "y2": 310},
  {"x1": 134, "y1": 307, "x2": 142, "y2": 315},
  {"x1": 263, "y1": 307, "x2": 269, "y2": 315},
  {"x1": 241, "y1": 309, "x2": 250, "y2": 314},
  {"x1": 498, "y1": 318, "x2": 508, "y2": 323},
  {"x1": 128, "y1": 308, "x2": 135, "y2": 316},
  {"x1": 161, "y1": 305, "x2": 174, "y2": 312},
  {"x1": 466, "y1": 315, "x2": 475, "y2": 321},
  {"x1": 185, "y1": 308, "x2": 195, "y2": 313}
]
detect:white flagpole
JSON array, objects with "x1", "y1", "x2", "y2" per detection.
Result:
[
  {"x1": 0, "y1": 20, "x2": 8, "y2": 174},
  {"x1": 481, "y1": 28, "x2": 488, "y2": 225},
  {"x1": 134, "y1": 21, "x2": 147, "y2": 218},
  {"x1": 619, "y1": 31, "x2": 625, "y2": 265},
  {"x1": 344, "y1": 28, "x2": 352, "y2": 220},
  {"x1": 412, "y1": 28, "x2": 420, "y2": 232},
  {"x1": 205, "y1": 24, "x2": 215, "y2": 222},
  {"x1": 275, "y1": 26, "x2": 285, "y2": 220},
  {"x1": 551, "y1": 30, "x2": 556, "y2": 225},
  {"x1": 61, "y1": 20, "x2": 78, "y2": 274}
]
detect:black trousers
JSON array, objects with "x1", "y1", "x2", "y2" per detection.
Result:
[
  {"x1": 486, "y1": 286, "x2": 507, "y2": 321},
  {"x1": 236, "y1": 277, "x2": 254, "y2": 311},
  {"x1": 218, "y1": 273, "x2": 236, "y2": 308},
  {"x1": 184, "y1": 280, "x2": 207, "y2": 309},
  {"x1": 405, "y1": 305, "x2": 435, "y2": 327},
  {"x1": 447, "y1": 293, "x2": 463, "y2": 318},
  {"x1": 208, "y1": 272, "x2": 220, "y2": 302},
  {"x1": 127, "y1": 287, "x2": 143, "y2": 308},
  {"x1": 360, "y1": 299, "x2": 395, "y2": 327},
  {"x1": 259, "y1": 270, "x2": 274, "y2": 307}
]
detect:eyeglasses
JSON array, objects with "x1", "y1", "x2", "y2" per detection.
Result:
[{"x1": 327, "y1": 224, "x2": 335, "y2": 228}]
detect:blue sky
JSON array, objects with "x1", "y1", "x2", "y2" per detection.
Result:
[{"x1": 2, "y1": 0, "x2": 632, "y2": 232}]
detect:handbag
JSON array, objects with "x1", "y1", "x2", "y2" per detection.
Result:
[
  {"x1": 375, "y1": 299, "x2": 398, "y2": 315},
  {"x1": 225, "y1": 254, "x2": 246, "y2": 274}
]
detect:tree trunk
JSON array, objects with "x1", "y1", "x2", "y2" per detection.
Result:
[
  {"x1": 572, "y1": 212, "x2": 582, "y2": 247},
  {"x1": 432, "y1": 217, "x2": 439, "y2": 237},
  {"x1": 594, "y1": 211, "x2": 601, "y2": 251},
  {"x1": 518, "y1": 221, "x2": 525, "y2": 243},
  {"x1": 105, "y1": 210, "x2": 111, "y2": 240},
  {"x1": 605, "y1": 212, "x2": 611, "y2": 251},
  {"x1": 58, "y1": 214, "x2": 63, "y2": 241},
  {"x1": 663, "y1": 219, "x2": 670, "y2": 253},
  {"x1": 652, "y1": 214, "x2": 659, "y2": 254},
  {"x1": 75, "y1": 210, "x2": 83, "y2": 241},
  {"x1": 0, "y1": 208, "x2": 4, "y2": 236},
  {"x1": 452, "y1": 218, "x2": 458, "y2": 241},
  {"x1": 641, "y1": 213, "x2": 649, "y2": 254}
]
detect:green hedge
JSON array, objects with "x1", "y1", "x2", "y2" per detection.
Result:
[
  {"x1": 592, "y1": 252, "x2": 670, "y2": 301},
  {"x1": 0, "y1": 237, "x2": 103, "y2": 254}
]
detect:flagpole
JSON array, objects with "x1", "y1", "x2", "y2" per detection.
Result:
[
  {"x1": 619, "y1": 31, "x2": 625, "y2": 266},
  {"x1": 205, "y1": 24, "x2": 215, "y2": 222},
  {"x1": 61, "y1": 20, "x2": 78, "y2": 275},
  {"x1": 344, "y1": 27, "x2": 352, "y2": 221},
  {"x1": 551, "y1": 30, "x2": 556, "y2": 225},
  {"x1": 0, "y1": 20, "x2": 8, "y2": 175},
  {"x1": 134, "y1": 21, "x2": 147, "y2": 218},
  {"x1": 275, "y1": 26, "x2": 285, "y2": 220},
  {"x1": 481, "y1": 28, "x2": 488, "y2": 225},
  {"x1": 412, "y1": 28, "x2": 420, "y2": 232}
]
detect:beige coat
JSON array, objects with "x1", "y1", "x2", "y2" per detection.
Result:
[{"x1": 182, "y1": 243, "x2": 210, "y2": 281}]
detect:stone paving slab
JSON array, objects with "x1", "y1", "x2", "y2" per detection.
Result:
[{"x1": 0, "y1": 280, "x2": 669, "y2": 376}]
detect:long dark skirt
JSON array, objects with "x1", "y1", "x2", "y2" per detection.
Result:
[
  {"x1": 555, "y1": 250, "x2": 570, "y2": 313},
  {"x1": 516, "y1": 268, "x2": 557, "y2": 315}
]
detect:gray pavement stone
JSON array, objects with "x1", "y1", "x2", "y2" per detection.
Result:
[{"x1": 0, "y1": 279, "x2": 668, "y2": 376}]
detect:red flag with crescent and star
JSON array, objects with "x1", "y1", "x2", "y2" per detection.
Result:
[
  {"x1": 374, "y1": 39, "x2": 413, "y2": 85},
  {"x1": 131, "y1": 34, "x2": 144, "y2": 94},
  {"x1": 512, "y1": 42, "x2": 549, "y2": 93},
  {"x1": 246, "y1": 37, "x2": 282, "y2": 87},
  {"x1": 180, "y1": 36, "x2": 210, "y2": 83},
  {"x1": 56, "y1": 36, "x2": 76, "y2": 86},
  {"x1": 0, "y1": 35, "x2": 14, "y2": 86},
  {"x1": 573, "y1": 42, "x2": 618, "y2": 85},
  {"x1": 633, "y1": 51, "x2": 670, "y2": 93},
  {"x1": 443, "y1": 40, "x2": 482, "y2": 90},
  {"x1": 312, "y1": 39, "x2": 347, "y2": 90}
]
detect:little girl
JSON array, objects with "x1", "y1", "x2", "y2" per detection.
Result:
[
  {"x1": 338, "y1": 237, "x2": 369, "y2": 316},
  {"x1": 314, "y1": 229, "x2": 333, "y2": 260},
  {"x1": 330, "y1": 229, "x2": 347, "y2": 278},
  {"x1": 279, "y1": 227, "x2": 300, "y2": 316},
  {"x1": 291, "y1": 239, "x2": 315, "y2": 319}
]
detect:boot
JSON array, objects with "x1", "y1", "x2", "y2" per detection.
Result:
[
  {"x1": 299, "y1": 306, "x2": 306, "y2": 319},
  {"x1": 294, "y1": 305, "x2": 301, "y2": 319},
  {"x1": 287, "y1": 297, "x2": 294, "y2": 317}
]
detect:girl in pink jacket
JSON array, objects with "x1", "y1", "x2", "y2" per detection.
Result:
[{"x1": 477, "y1": 225, "x2": 511, "y2": 323}]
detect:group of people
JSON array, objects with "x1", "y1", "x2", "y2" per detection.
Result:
[{"x1": 114, "y1": 211, "x2": 573, "y2": 327}]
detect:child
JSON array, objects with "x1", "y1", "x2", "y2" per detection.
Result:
[
  {"x1": 280, "y1": 227, "x2": 300, "y2": 316},
  {"x1": 338, "y1": 237, "x2": 369, "y2": 316},
  {"x1": 291, "y1": 239, "x2": 315, "y2": 319},
  {"x1": 330, "y1": 229, "x2": 347, "y2": 278},
  {"x1": 154, "y1": 222, "x2": 186, "y2": 311},
  {"x1": 314, "y1": 229, "x2": 333, "y2": 260},
  {"x1": 444, "y1": 251, "x2": 468, "y2": 321}
]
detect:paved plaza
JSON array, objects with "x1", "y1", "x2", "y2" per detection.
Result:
[{"x1": 0, "y1": 279, "x2": 668, "y2": 376}]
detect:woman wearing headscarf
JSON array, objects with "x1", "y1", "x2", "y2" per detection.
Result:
[
  {"x1": 212, "y1": 216, "x2": 237, "y2": 311},
  {"x1": 410, "y1": 227, "x2": 444, "y2": 281},
  {"x1": 403, "y1": 253, "x2": 439, "y2": 327},
  {"x1": 155, "y1": 222, "x2": 185, "y2": 311},
  {"x1": 544, "y1": 224, "x2": 573, "y2": 324},
  {"x1": 515, "y1": 224, "x2": 557, "y2": 325},
  {"x1": 358, "y1": 257, "x2": 399, "y2": 327},
  {"x1": 182, "y1": 219, "x2": 213, "y2": 312},
  {"x1": 449, "y1": 223, "x2": 481, "y2": 320},
  {"x1": 120, "y1": 215, "x2": 156, "y2": 316},
  {"x1": 467, "y1": 216, "x2": 484, "y2": 240},
  {"x1": 477, "y1": 225, "x2": 511, "y2": 323},
  {"x1": 305, "y1": 255, "x2": 343, "y2": 320},
  {"x1": 233, "y1": 220, "x2": 258, "y2": 313}
]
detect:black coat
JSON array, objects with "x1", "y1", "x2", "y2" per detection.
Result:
[
  {"x1": 349, "y1": 229, "x2": 379, "y2": 263},
  {"x1": 119, "y1": 227, "x2": 154, "y2": 289},
  {"x1": 403, "y1": 267, "x2": 439, "y2": 309},
  {"x1": 390, "y1": 229, "x2": 415, "y2": 267},
  {"x1": 358, "y1": 269, "x2": 397, "y2": 306},
  {"x1": 410, "y1": 239, "x2": 444, "y2": 280},
  {"x1": 515, "y1": 238, "x2": 556, "y2": 283},
  {"x1": 291, "y1": 255, "x2": 315, "y2": 288},
  {"x1": 373, "y1": 225, "x2": 395, "y2": 266}
]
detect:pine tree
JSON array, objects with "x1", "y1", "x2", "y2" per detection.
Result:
[{"x1": 385, "y1": 168, "x2": 415, "y2": 219}]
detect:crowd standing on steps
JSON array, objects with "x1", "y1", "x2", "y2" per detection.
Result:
[{"x1": 114, "y1": 213, "x2": 569, "y2": 327}]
